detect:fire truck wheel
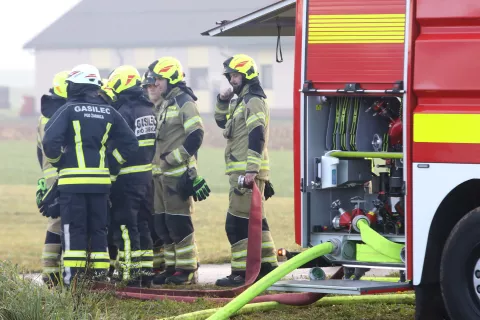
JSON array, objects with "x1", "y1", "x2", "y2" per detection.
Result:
[{"x1": 440, "y1": 208, "x2": 480, "y2": 319}]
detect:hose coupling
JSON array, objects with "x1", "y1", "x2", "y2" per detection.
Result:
[
  {"x1": 352, "y1": 215, "x2": 370, "y2": 233},
  {"x1": 329, "y1": 238, "x2": 342, "y2": 256}
]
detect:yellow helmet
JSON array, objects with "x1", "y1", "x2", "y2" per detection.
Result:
[
  {"x1": 148, "y1": 56, "x2": 184, "y2": 85},
  {"x1": 223, "y1": 54, "x2": 259, "y2": 81},
  {"x1": 107, "y1": 65, "x2": 141, "y2": 94},
  {"x1": 52, "y1": 71, "x2": 69, "y2": 98},
  {"x1": 100, "y1": 78, "x2": 117, "y2": 102}
]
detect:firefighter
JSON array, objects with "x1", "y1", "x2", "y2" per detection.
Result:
[
  {"x1": 214, "y1": 54, "x2": 278, "y2": 287},
  {"x1": 36, "y1": 70, "x2": 69, "y2": 287},
  {"x1": 106, "y1": 65, "x2": 156, "y2": 286},
  {"x1": 141, "y1": 70, "x2": 165, "y2": 274},
  {"x1": 99, "y1": 80, "x2": 120, "y2": 276},
  {"x1": 146, "y1": 56, "x2": 207, "y2": 285},
  {"x1": 42, "y1": 63, "x2": 139, "y2": 286}
]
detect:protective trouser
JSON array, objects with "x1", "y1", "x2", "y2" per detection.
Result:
[
  {"x1": 227, "y1": 173, "x2": 278, "y2": 273},
  {"x1": 107, "y1": 203, "x2": 118, "y2": 274},
  {"x1": 148, "y1": 179, "x2": 164, "y2": 272},
  {"x1": 41, "y1": 173, "x2": 62, "y2": 285},
  {"x1": 153, "y1": 175, "x2": 198, "y2": 271},
  {"x1": 60, "y1": 192, "x2": 110, "y2": 285},
  {"x1": 110, "y1": 183, "x2": 154, "y2": 281},
  {"x1": 42, "y1": 217, "x2": 62, "y2": 284}
]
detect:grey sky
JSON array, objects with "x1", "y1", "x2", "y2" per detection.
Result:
[{"x1": 0, "y1": 0, "x2": 80, "y2": 70}]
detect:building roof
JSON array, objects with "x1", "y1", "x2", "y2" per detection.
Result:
[{"x1": 23, "y1": 0, "x2": 284, "y2": 50}]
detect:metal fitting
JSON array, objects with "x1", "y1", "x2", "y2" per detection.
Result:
[
  {"x1": 237, "y1": 175, "x2": 253, "y2": 189},
  {"x1": 352, "y1": 215, "x2": 370, "y2": 233},
  {"x1": 332, "y1": 215, "x2": 341, "y2": 230},
  {"x1": 309, "y1": 267, "x2": 326, "y2": 281},
  {"x1": 329, "y1": 238, "x2": 342, "y2": 256}
]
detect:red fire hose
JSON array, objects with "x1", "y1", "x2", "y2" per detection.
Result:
[
  {"x1": 114, "y1": 269, "x2": 344, "y2": 305},
  {"x1": 94, "y1": 183, "x2": 343, "y2": 306}
]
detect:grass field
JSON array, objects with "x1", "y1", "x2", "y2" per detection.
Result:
[
  {"x1": 1, "y1": 140, "x2": 294, "y2": 197},
  {"x1": 0, "y1": 185, "x2": 299, "y2": 271},
  {"x1": 0, "y1": 260, "x2": 415, "y2": 320},
  {"x1": 0, "y1": 140, "x2": 297, "y2": 271}
]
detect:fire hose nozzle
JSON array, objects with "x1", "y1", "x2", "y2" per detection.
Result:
[{"x1": 352, "y1": 215, "x2": 370, "y2": 233}]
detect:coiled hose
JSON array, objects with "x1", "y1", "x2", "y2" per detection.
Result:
[
  {"x1": 162, "y1": 294, "x2": 414, "y2": 320},
  {"x1": 200, "y1": 215, "x2": 407, "y2": 319}
]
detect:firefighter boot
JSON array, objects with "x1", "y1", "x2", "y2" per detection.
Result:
[
  {"x1": 165, "y1": 269, "x2": 198, "y2": 285},
  {"x1": 125, "y1": 274, "x2": 153, "y2": 288},
  {"x1": 141, "y1": 274, "x2": 154, "y2": 288},
  {"x1": 42, "y1": 273, "x2": 61, "y2": 289},
  {"x1": 107, "y1": 244, "x2": 118, "y2": 279},
  {"x1": 215, "y1": 271, "x2": 246, "y2": 287},
  {"x1": 151, "y1": 266, "x2": 175, "y2": 287},
  {"x1": 256, "y1": 263, "x2": 277, "y2": 282}
]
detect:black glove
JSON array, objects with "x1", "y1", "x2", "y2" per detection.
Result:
[
  {"x1": 38, "y1": 181, "x2": 61, "y2": 219},
  {"x1": 36, "y1": 178, "x2": 47, "y2": 207},
  {"x1": 177, "y1": 167, "x2": 211, "y2": 202},
  {"x1": 264, "y1": 180, "x2": 275, "y2": 201},
  {"x1": 192, "y1": 176, "x2": 210, "y2": 202}
]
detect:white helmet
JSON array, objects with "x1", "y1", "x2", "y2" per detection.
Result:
[{"x1": 66, "y1": 64, "x2": 102, "y2": 87}]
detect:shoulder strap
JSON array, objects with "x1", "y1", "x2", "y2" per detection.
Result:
[{"x1": 175, "y1": 92, "x2": 194, "y2": 109}]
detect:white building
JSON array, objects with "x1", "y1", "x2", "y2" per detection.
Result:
[{"x1": 23, "y1": 0, "x2": 295, "y2": 115}]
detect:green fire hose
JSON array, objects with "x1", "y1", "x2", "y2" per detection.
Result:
[
  {"x1": 205, "y1": 241, "x2": 336, "y2": 320},
  {"x1": 162, "y1": 294, "x2": 414, "y2": 320},
  {"x1": 354, "y1": 217, "x2": 404, "y2": 262},
  {"x1": 162, "y1": 213, "x2": 407, "y2": 320},
  {"x1": 327, "y1": 151, "x2": 403, "y2": 159},
  {"x1": 203, "y1": 219, "x2": 404, "y2": 319}
]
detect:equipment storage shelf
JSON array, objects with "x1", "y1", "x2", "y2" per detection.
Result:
[
  {"x1": 303, "y1": 93, "x2": 405, "y2": 266},
  {"x1": 311, "y1": 232, "x2": 406, "y2": 244}
]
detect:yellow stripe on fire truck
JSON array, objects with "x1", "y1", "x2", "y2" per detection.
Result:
[
  {"x1": 414, "y1": 113, "x2": 480, "y2": 144},
  {"x1": 308, "y1": 13, "x2": 406, "y2": 44}
]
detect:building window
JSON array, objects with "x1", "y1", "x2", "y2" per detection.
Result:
[
  {"x1": 189, "y1": 67, "x2": 209, "y2": 90},
  {"x1": 260, "y1": 65, "x2": 273, "y2": 89}
]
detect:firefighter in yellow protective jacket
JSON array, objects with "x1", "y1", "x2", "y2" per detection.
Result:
[
  {"x1": 142, "y1": 70, "x2": 165, "y2": 274},
  {"x1": 214, "y1": 54, "x2": 278, "y2": 287},
  {"x1": 36, "y1": 70, "x2": 69, "y2": 286},
  {"x1": 147, "y1": 57, "x2": 209, "y2": 286}
]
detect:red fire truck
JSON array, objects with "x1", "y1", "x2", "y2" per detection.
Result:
[{"x1": 203, "y1": 0, "x2": 480, "y2": 319}]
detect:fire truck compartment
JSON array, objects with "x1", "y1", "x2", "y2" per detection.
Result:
[{"x1": 304, "y1": 93, "x2": 405, "y2": 266}]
